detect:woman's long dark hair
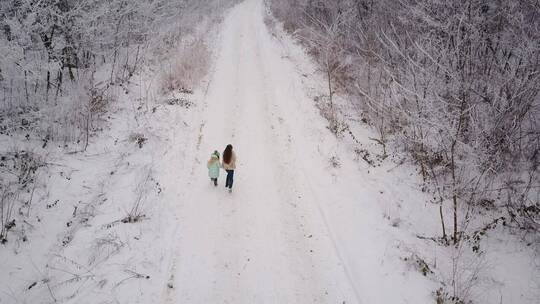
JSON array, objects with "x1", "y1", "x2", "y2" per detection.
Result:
[{"x1": 223, "y1": 144, "x2": 233, "y2": 164}]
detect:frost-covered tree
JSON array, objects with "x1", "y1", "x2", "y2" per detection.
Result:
[
  {"x1": 270, "y1": 0, "x2": 540, "y2": 241},
  {"x1": 0, "y1": 0, "x2": 235, "y2": 144}
]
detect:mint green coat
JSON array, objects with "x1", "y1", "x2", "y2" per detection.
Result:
[{"x1": 207, "y1": 156, "x2": 220, "y2": 179}]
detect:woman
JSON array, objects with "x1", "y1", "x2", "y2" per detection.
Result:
[{"x1": 222, "y1": 144, "x2": 236, "y2": 193}]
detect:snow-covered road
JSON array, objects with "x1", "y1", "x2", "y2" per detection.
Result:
[
  {"x1": 164, "y1": 1, "x2": 359, "y2": 302},
  {"x1": 162, "y1": 0, "x2": 433, "y2": 303}
]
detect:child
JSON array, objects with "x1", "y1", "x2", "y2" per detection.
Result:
[{"x1": 207, "y1": 151, "x2": 220, "y2": 186}]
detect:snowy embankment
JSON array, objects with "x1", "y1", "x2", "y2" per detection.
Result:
[
  {"x1": 0, "y1": 61, "x2": 204, "y2": 303},
  {"x1": 1, "y1": 0, "x2": 538, "y2": 303}
]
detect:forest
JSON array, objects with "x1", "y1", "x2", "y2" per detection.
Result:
[
  {"x1": 1, "y1": 0, "x2": 538, "y2": 303},
  {"x1": 270, "y1": 0, "x2": 539, "y2": 242}
]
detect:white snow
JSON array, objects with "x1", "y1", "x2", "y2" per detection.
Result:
[
  {"x1": 1, "y1": 0, "x2": 538, "y2": 303},
  {"x1": 163, "y1": 0, "x2": 436, "y2": 303}
]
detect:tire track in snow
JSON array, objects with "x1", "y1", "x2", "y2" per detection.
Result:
[
  {"x1": 160, "y1": 43, "x2": 219, "y2": 304},
  {"x1": 160, "y1": 5, "x2": 243, "y2": 303},
  {"x1": 255, "y1": 8, "x2": 363, "y2": 302}
]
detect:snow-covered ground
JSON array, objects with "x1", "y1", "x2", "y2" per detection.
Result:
[
  {"x1": 1, "y1": 0, "x2": 538, "y2": 303},
  {"x1": 161, "y1": 0, "x2": 438, "y2": 303}
]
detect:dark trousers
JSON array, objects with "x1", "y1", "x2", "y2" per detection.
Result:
[{"x1": 225, "y1": 170, "x2": 234, "y2": 188}]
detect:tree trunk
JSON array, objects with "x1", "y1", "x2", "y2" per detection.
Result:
[
  {"x1": 440, "y1": 204, "x2": 447, "y2": 242},
  {"x1": 55, "y1": 70, "x2": 63, "y2": 102},
  {"x1": 326, "y1": 57, "x2": 335, "y2": 132},
  {"x1": 24, "y1": 70, "x2": 29, "y2": 105},
  {"x1": 452, "y1": 190, "x2": 458, "y2": 245},
  {"x1": 46, "y1": 70, "x2": 51, "y2": 103},
  {"x1": 327, "y1": 64, "x2": 333, "y2": 110},
  {"x1": 84, "y1": 110, "x2": 90, "y2": 151},
  {"x1": 451, "y1": 99, "x2": 466, "y2": 246}
]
